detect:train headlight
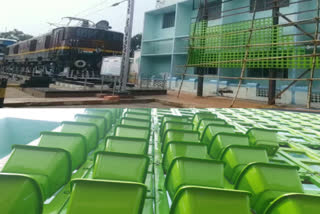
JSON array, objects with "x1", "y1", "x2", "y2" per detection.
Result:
[{"x1": 74, "y1": 60, "x2": 87, "y2": 68}]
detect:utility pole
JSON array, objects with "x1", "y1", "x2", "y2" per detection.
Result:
[
  {"x1": 268, "y1": 0, "x2": 279, "y2": 105},
  {"x1": 120, "y1": 0, "x2": 135, "y2": 91}
]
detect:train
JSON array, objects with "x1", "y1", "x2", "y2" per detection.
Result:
[{"x1": 1, "y1": 18, "x2": 124, "y2": 83}]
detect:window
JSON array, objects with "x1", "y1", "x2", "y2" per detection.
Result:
[
  {"x1": 162, "y1": 12, "x2": 176, "y2": 29},
  {"x1": 250, "y1": 0, "x2": 290, "y2": 12},
  {"x1": 45, "y1": 36, "x2": 51, "y2": 49},
  {"x1": 198, "y1": 0, "x2": 222, "y2": 21},
  {"x1": 13, "y1": 45, "x2": 19, "y2": 54},
  {"x1": 247, "y1": 68, "x2": 288, "y2": 78},
  {"x1": 29, "y1": 40, "x2": 37, "y2": 52},
  {"x1": 195, "y1": 67, "x2": 218, "y2": 75}
]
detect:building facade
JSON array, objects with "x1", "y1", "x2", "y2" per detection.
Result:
[{"x1": 140, "y1": 0, "x2": 320, "y2": 106}]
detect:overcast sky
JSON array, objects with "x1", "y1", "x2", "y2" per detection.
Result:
[{"x1": 0, "y1": 0, "x2": 156, "y2": 36}]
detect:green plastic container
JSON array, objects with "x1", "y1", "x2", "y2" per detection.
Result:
[
  {"x1": 163, "y1": 142, "x2": 210, "y2": 172},
  {"x1": 127, "y1": 108, "x2": 151, "y2": 115},
  {"x1": 197, "y1": 119, "x2": 226, "y2": 136},
  {"x1": 0, "y1": 173, "x2": 43, "y2": 214},
  {"x1": 161, "y1": 121, "x2": 193, "y2": 139},
  {"x1": 234, "y1": 163, "x2": 304, "y2": 214},
  {"x1": 105, "y1": 136, "x2": 149, "y2": 155},
  {"x1": 165, "y1": 157, "x2": 224, "y2": 199},
  {"x1": 114, "y1": 125, "x2": 150, "y2": 141},
  {"x1": 67, "y1": 179, "x2": 146, "y2": 214},
  {"x1": 2, "y1": 145, "x2": 72, "y2": 199},
  {"x1": 161, "y1": 115, "x2": 190, "y2": 133},
  {"x1": 85, "y1": 109, "x2": 114, "y2": 131},
  {"x1": 162, "y1": 130, "x2": 200, "y2": 152},
  {"x1": 170, "y1": 186, "x2": 252, "y2": 214},
  {"x1": 247, "y1": 128, "x2": 280, "y2": 156},
  {"x1": 39, "y1": 132, "x2": 87, "y2": 170},
  {"x1": 121, "y1": 117, "x2": 151, "y2": 129},
  {"x1": 192, "y1": 112, "x2": 217, "y2": 131},
  {"x1": 201, "y1": 124, "x2": 235, "y2": 146},
  {"x1": 60, "y1": 122, "x2": 99, "y2": 152},
  {"x1": 219, "y1": 145, "x2": 269, "y2": 184},
  {"x1": 264, "y1": 193, "x2": 320, "y2": 214},
  {"x1": 208, "y1": 133, "x2": 250, "y2": 159},
  {"x1": 75, "y1": 114, "x2": 106, "y2": 140},
  {"x1": 125, "y1": 112, "x2": 151, "y2": 121},
  {"x1": 93, "y1": 152, "x2": 149, "y2": 183}
]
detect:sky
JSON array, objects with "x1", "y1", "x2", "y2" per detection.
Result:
[{"x1": 0, "y1": 0, "x2": 156, "y2": 36}]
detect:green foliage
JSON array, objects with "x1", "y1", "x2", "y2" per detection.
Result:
[{"x1": 0, "y1": 29, "x2": 33, "y2": 41}]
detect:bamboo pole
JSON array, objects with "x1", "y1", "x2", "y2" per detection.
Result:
[
  {"x1": 230, "y1": 0, "x2": 258, "y2": 107},
  {"x1": 307, "y1": 0, "x2": 320, "y2": 108}
]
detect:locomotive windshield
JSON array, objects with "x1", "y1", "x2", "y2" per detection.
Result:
[{"x1": 73, "y1": 28, "x2": 122, "y2": 42}]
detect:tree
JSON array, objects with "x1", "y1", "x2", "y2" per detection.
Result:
[
  {"x1": 130, "y1": 33, "x2": 142, "y2": 57},
  {"x1": 0, "y1": 29, "x2": 33, "y2": 41}
]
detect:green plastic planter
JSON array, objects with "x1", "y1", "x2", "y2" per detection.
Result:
[
  {"x1": 161, "y1": 121, "x2": 193, "y2": 139},
  {"x1": 247, "y1": 128, "x2": 280, "y2": 156},
  {"x1": 67, "y1": 179, "x2": 146, "y2": 214},
  {"x1": 114, "y1": 125, "x2": 150, "y2": 141},
  {"x1": 208, "y1": 133, "x2": 250, "y2": 159},
  {"x1": 121, "y1": 117, "x2": 151, "y2": 129},
  {"x1": 106, "y1": 136, "x2": 149, "y2": 155},
  {"x1": 162, "y1": 130, "x2": 200, "y2": 152},
  {"x1": 192, "y1": 112, "x2": 217, "y2": 131},
  {"x1": 127, "y1": 108, "x2": 151, "y2": 115},
  {"x1": 163, "y1": 142, "x2": 210, "y2": 173},
  {"x1": 75, "y1": 114, "x2": 106, "y2": 140},
  {"x1": 165, "y1": 157, "x2": 224, "y2": 199},
  {"x1": 93, "y1": 152, "x2": 149, "y2": 183},
  {"x1": 170, "y1": 186, "x2": 252, "y2": 214},
  {"x1": 0, "y1": 173, "x2": 43, "y2": 214},
  {"x1": 219, "y1": 145, "x2": 269, "y2": 184},
  {"x1": 161, "y1": 115, "x2": 190, "y2": 133},
  {"x1": 85, "y1": 109, "x2": 113, "y2": 131},
  {"x1": 234, "y1": 163, "x2": 304, "y2": 214},
  {"x1": 264, "y1": 193, "x2": 320, "y2": 214},
  {"x1": 201, "y1": 124, "x2": 235, "y2": 146},
  {"x1": 60, "y1": 122, "x2": 99, "y2": 152},
  {"x1": 197, "y1": 119, "x2": 226, "y2": 136},
  {"x1": 39, "y1": 132, "x2": 87, "y2": 170},
  {"x1": 125, "y1": 112, "x2": 151, "y2": 121},
  {"x1": 2, "y1": 145, "x2": 72, "y2": 199}
]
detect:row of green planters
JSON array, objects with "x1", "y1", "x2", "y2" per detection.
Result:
[
  {"x1": 160, "y1": 112, "x2": 320, "y2": 214},
  {"x1": 0, "y1": 108, "x2": 123, "y2": 214},
  {"x1": 66, "y1": 108, "x2": 153, "y2": 214}
]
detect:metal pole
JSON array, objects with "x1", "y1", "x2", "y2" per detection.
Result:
[{"x1": 120, "y1": 0, "x2": 135, "y2": 92}]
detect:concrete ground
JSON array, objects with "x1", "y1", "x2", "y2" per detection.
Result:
[{"x1": 3, "y1": 87, "x2": 320, "y2": 112}]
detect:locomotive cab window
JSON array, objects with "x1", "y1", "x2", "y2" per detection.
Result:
[
  {"x1": 13, "y1": 45, "x2": 20, "y2": 54},
  {"x1": 45, "y1": 36, "x2": 51, "y2": 49},
  {"x1": 29, "y1": 40, "x2": 37, "y2": 52}
]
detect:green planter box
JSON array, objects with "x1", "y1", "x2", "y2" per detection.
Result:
[
  {"x1": 234, "y1": 163, "x2": 304, "y2": 214},
  {"x1": 220, "y1": 145, "x2": 269, "y2": 184},
  {"x1": 127, "y1": 108, "x2": 151, "y2": 115},
  {"x1": 162, "y1": 130, "x2": 200, "y2": 152},
  {"x1": 121, "y1": 118, "x2": 151, "y2": 129},
  {"x1": 165, "y1": 157, "x2": 224, "y2": 199},
  {"x1": 106, "y1": 136, "x2": 149, "y2": 155},
  {"x1": 85, "y1": 109, "x2": 114, "y2": 131},
  {"x1": 2, "y1": 145, "x2": 72, "y2": 199},
  {"x1": 93, "y1": 152, "x2": 149, "y2": 183},
  {"x1": 163, "y1": 142, "x2": 210, "y2": 173},
  {"x1": 197, "y1": 119, "x2": 226, "y2": 136},
  {"x1": 67, "y1": 180, "x2": 146, "y2": 214},
  {"x1": 61, "y1": 122, "x2": 99, "y2": 152},
  {"x1": 201, "y1": 124, "x2": 235, "y2": 146},
  {"x1": 208, "y1": 133, "x2": 250, "y2": 159},
  {"x1": 125, "y1": 112, "x2": 151, "y2": 121},
  {"x1": 161, "y1": 121, "x2": 193, "y2": 139},
  {"x1": 192, "y1": 112, "x2": 218, "y2": 131},
  {"x1": 247, "y1": 128, "x2": 280, "y2": 156},
  {"x1": 75, "y1": 114, "x2": 106, "y2": 140},
  {"x1": 114, "y1": 125, "x2": 150, "y2": 141},
  {"x1": 39, "y1": 132, "x2": 87, "y2": 170},
  {"x1": 170, "y1": 186, "x2": 252, "y2": 214},
  {"x1": 161, "y1": 115, "x2": 190, "y2": 133},
  {"x1": 264, "y1": 193, "x2": 320, "y2": 214},
  {"x1": 0, "y1": 173, "x2": 43, "y2": 214}
]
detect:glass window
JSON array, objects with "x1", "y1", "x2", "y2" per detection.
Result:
[
  {"x1": 45, "y1": 36, "x2": 51, "y2": 49},
  {"x1": 250, "y1": 0, "x2": 290, "y2": 12},
  {"x1": 29, "y1": 40, "x2": 37, "y2": 52},
  {"x1": 13, "y1": 45, "x2": 20, "y2": 54},
  {"x1": 198, "y1": 0, "x2": 222, "y2": 21},
  {"x1": 162, "y1": 12, "x2": 176, "y2": 29}
]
